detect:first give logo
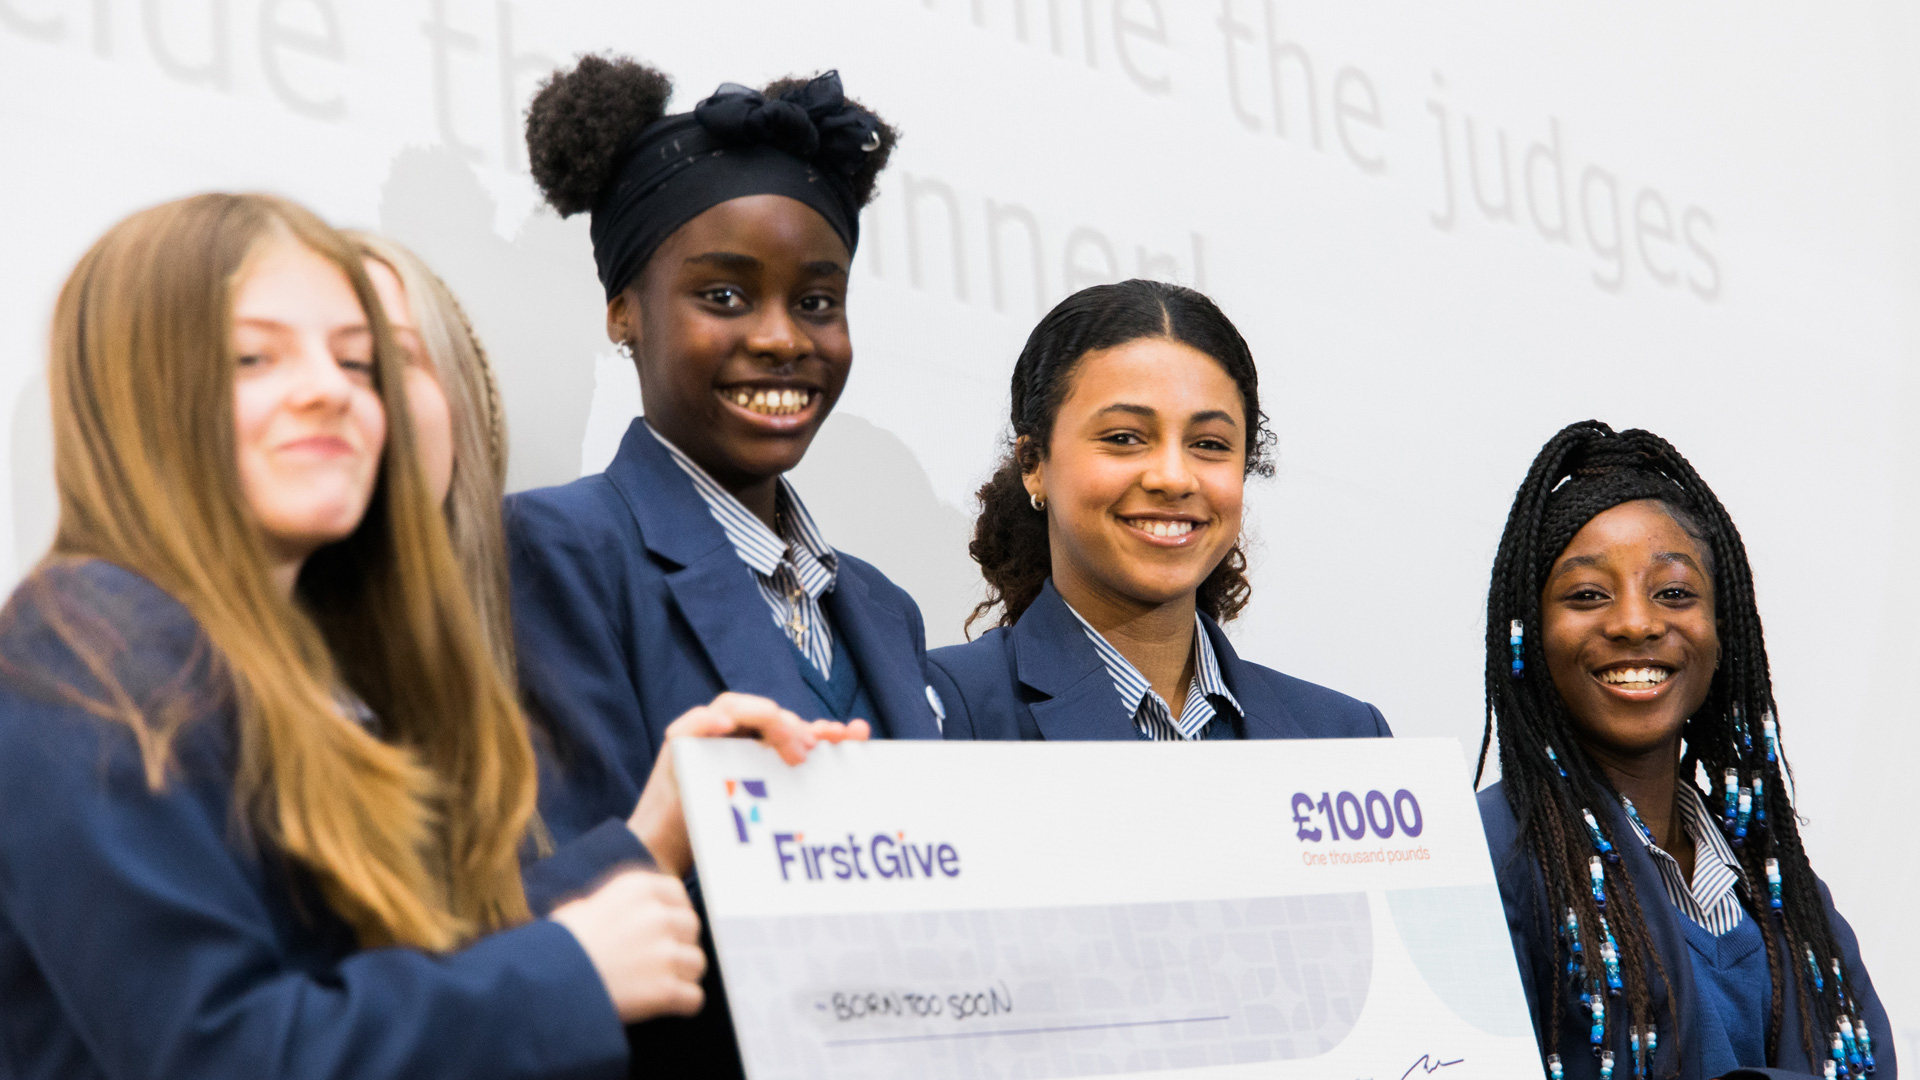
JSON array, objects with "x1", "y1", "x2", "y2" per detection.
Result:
[{"x1": 727, "y1": 778, "x2": 769, "y2": 843}]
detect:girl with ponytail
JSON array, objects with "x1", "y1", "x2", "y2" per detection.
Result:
[
  {"x1": 1478, "y1": 421, "x2": 1893, "y2": 1080},
  {"x1": 929, "y1": 279, "x2": 1389, "y2": 745}
]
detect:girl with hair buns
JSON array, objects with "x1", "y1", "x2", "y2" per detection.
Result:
[
  {"x1": 1476, "y1": 421, "x2": 1893, "y2": 1080},
  {"x1": 507, "y1": 55, "x2": 940, "y2": 1075},
  {"x1": 0, "y1": 193, "x2": 724, "y2": 1080},
  {"x1": 346, "y1": 230, "x2": 855, "y2": 919},
  {"x1": 930, "y1": 279, "x2": 1389, "y2": 744}
]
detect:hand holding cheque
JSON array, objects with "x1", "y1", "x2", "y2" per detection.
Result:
[{"x1": 676, "y1": 737, "x2": 1539, "y2": 1080}]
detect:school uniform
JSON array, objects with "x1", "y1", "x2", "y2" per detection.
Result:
[
  {"x1": 1479, "y1": 782, "x2": 1896, "y2": 1080},
  {"x1": 928, "y1": 578, "x2": 1390, "y2": 742},
  {"x1": 506, "y1": 417, "x2": 944, "y2": 1076},
  {"x1": 0, "y1": 560, "x2": 626, "y2": 1080}
]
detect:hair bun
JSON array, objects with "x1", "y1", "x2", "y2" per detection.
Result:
[
  {"x1": 754, "y1": 72, "x2": 900, "y2": 208},
  {"x1": 525, "y1": 54, "x2": 672, "y2": 217},
  {"x1": 694, "y1": 72, "x2": 879, "y2": 181}
]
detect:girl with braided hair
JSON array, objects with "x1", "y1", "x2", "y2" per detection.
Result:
[
  {"x1": 348, "y1": 231, "x2": 515, "y2": 672},
  {"x1": 930, "y1": 279, "x2": 1389, "y2": 744},
  {"x1": 1477, "y1": 421, "x2": 1893, "y2": 1080}
]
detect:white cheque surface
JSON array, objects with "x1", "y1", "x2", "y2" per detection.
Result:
[{"x1": 675, "y1": 737, "x2": 1538, "y2": 1080}]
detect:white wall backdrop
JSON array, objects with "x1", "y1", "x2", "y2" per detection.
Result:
[{"x1": 3, "y1": 0, "x2": 1917, "y2": 1059}]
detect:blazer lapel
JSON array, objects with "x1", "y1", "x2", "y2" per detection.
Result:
[
  {"x1": 1016, "y1": 583, "x2": 1141, "y2": 742},
  {"x1": 822, "y1": 571, "x2": 941, "y2": 741},
  {"x1": 605, "y1": 419, "x2": 814, "y2": 706},
  {"x1": 1200, "y1": 616, "x2": 1309, "y2": 741}
]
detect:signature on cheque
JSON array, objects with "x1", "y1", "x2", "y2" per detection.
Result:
[{"x1": 1399, "y1": 1053, "x2": 1466, "y2": 1080}]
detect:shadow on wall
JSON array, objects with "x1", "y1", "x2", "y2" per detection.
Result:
[
  {"x1": 377, "y1": 147, "x2": 605, "y2": 494},
  {"x1": 12, "y1": 371, "x2": 55, "y2": 576},
  {"x1": 788, "y1": 414, "x2": 981, "y2": 648}
]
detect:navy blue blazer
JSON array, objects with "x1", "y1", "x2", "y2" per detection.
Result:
[
  {"x1": 928, "y1": 580, "x2": 1391, "y2": 741},
  {"x1": 1479, "y1": 782, "x2": 1895, "y2": 1080},
  {"x1": 0, "y1": 561, "x2": 626, "y2": 1080},
  {"x1": 506, "y1": 418, "x2": 945, "y2": 857}
]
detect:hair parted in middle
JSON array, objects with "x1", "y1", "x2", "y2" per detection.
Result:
[
  {"x1": 966, "y1": 278, "x2": 1274, "y2": 634},
  {"x1": 32, "y1": 193, "x2": 537, "y2": 952},
  {"x1": 1481, "y1": 419, "x2": 1869, "y2": 1078}
]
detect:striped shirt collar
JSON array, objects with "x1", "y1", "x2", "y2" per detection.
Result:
[
  {"x1": 646, "y1": 422, "x2": 838, "y2": 592},
  {"x1": 1062, "y1": 600, "x2": 1242, "y2": 741},
  {"x1": 1621, "y1": 784, "x2": 1747, "y2": 937}
]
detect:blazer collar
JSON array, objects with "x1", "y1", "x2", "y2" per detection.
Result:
[
  {"x1": 1011, "y1": 582, "x2": 1140, "y2": 741},
  {"x1": 604, "y1": 417, "x2": 734, "y2": 570},
  {"x1": 822, "y1": 570, "x2": 942, "y2": 741},
  {"x1": 1197, "y1": 616, "x2": 1309, "y2": 740},
  {"x1": 605, "y1": 418, "x2": 814, "y2": 704},
  {"x1": 603, "y1": 418, "x2": 940, "y2": 740},
  {"x1": 1011, "y1": 583, "x2": 1314, "y2": 742}
]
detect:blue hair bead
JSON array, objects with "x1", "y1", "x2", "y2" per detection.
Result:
[
  {"x1": 1547, "y1": 744, "x2": 1568, "y2": 780},
  {"x1": 1583, "y1": 809, "x2": 1620, "y2": 863},
  {"x1": 1565, "y1": 908, "x2": 1586, "y2": 976},
  {"x1": 1599, "y1": 917, "x2": 1623, "y2": 997},
  {"x1": 1763, "y1": 714, "x2": 1780, "y2": 764},
  {"x1": 1589, "y1": 856, "x2": 1608, "y2": 910},
  {"x1": 1590, "y1": 997, "x2": 1606, "y2": 1050},
  {"x1": 1857, "y1": 1019, "x2": 1876, "y2": 1072},
  {"x1": 1841, "y1": 1016, "x2": 1862, "y2": 1072},
  {"x1": 1734, "y1": 781, "x2": 1752, "y2": 846},
  {"x1": 1832, "y1": 1034, "x2": 1851, "y2": 1078},
  {"x1": 1548, "y1": 1054, "x2": 1564, "y2": 1080},
  {"x1": 1599, "y1": 1050, "x2": 1615, "y2": 1080},
  {"x1": 1723, "y1": 768, "x2": 1740, "y2": 831},
  {"x1": 1510, "y1": 619, "x2": 1525, "y2": 679},
  {"x1": 1621, "y1": 797, "x2": 1654, "y2": 844},
  {"x1": 1765, "y1": 858, "x2": 1783, "y2": 912},
  {"x1": 1753, "y1": 774, "x2": 1767, "y2": 828},
  {"x1": 1807, "y1": 947, "x2": 1825, "y2": 992}
]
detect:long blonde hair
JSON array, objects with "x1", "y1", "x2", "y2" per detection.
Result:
[
  {"x1": 44, "y1": 193, "x2": 535, "y2": 950},
  {"x1": 346, "y1": 231, "x2": 514, "y2": 676}
]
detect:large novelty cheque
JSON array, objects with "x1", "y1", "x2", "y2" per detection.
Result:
[{"x1": 677, "y1": 738, "x2": 1540, "y2": 1080}]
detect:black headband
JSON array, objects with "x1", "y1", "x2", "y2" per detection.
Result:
[{"x1": 588, "y1": 71, "x2": 880, "y2": 300}]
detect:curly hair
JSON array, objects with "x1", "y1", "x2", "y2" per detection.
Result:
[
  {"x1": 525, "y1": 55, "x2": 900, "y2": 219},
  {"x1": 967, "y1": 279, "x2": 1274, "y2": 634}
]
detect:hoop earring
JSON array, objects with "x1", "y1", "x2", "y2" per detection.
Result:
[{"x1": 1029, "y1": 493, "x2": 1045, "y2": 512}]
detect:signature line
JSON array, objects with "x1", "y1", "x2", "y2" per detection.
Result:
[{"x1": 823, "y1": 1015, "x2": 1231, "y2": 1048}]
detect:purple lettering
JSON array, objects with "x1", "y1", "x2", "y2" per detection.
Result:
[
  {"x1": 909, "y1": 843, "x2": 937, "y2": 877},
  {"x1": 774, "y1": 833, "x2": 798, "y2": 881},
  {"x1": 871, "y1": 834, "x2": 899, "y2": 878},
  {"x1": 936, "y1": 843, "x2": 960, "y2": 877},
  {"x1": 830, "y1": 845, "x2": 853, "y2": 880},
  {"x1": 848, "y1": 834, "x2": 869, "y2": 878}
]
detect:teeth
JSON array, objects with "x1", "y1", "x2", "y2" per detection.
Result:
[
  {"x1": 1599, "y1": 667, "x2": 1670, "y2": 687},
  {"x1": 726, "y1": 388, "x2": 812, "y2": 416},
  {"x1": 1128, "y1": 518, "x2": 1194, "y2": 538}
]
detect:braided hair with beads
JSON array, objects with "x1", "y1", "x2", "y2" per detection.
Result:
[{"x1": 1477, "y1": 420, "x2": 1876, "y2": 1080}]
